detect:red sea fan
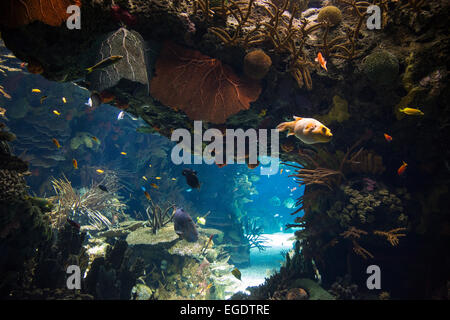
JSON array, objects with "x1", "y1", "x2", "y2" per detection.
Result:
[
  {"x1": 0, "y1": 0, "x2": 81, "y2": 28},
  {"x1": 150, "y1": 42, "x2": 262, "y2": 124}
]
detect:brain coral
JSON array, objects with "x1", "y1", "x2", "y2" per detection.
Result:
[
  {"x1": 362, "y1": 50, "x2": 399, "y2": 86},
  {"x1": 243, "y1": 49, "x2": 272, "y2": 80},
  {"x1": 318, "y1": 6, "x2": 343, "y2": 27}
]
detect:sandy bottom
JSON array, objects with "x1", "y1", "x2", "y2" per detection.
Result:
[{"x1": 234, "y1": 232, "x2": 295, "y2": 294}]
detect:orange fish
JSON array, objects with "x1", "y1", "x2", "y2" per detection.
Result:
[
  {"x1": 315, "y1": 52, "x2": 327, "y2": 71},
  {"x1": 144, "y1": 191, "x2": 151, "y2": 201},
  {"x1": 52, "y1": 138, "x2": 61, "y2": 148},
  {"x1": 397, "y1": 161, "x2": 408, "y2": 176},
  {"x1": 91, "y1": 136, "x2": 99, "y2": 142},
  {"x1": 72, "y1": 159, "x2": 78, "y2": 169},
  {"x1": 150, "y1": 183, "x2": 159, "y2": 189},
  {"x1": 280, "y1": 169, "x2": 283, "y2": 174},
  {"x1": 384, "y1": 133, "x2": 393, "y2": 142}
]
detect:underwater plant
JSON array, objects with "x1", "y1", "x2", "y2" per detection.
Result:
[
  {"x1": 242, "y1": 217, "x2": 269, "y2": 252},
  {"x1": 49, "y1": 174, "x2": 125, "y2": 230},
  {"x1": 145, "y1": 199, "x2": 176, "y2": 234}
]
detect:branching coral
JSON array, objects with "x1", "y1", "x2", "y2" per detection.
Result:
[
  {"x1": 283, "y1": 149, "x2": 344, "y2": 191},
  {"x1": 314, "y1": 0, "x2": 371, "y2": 60},
  {"x1": 145, "y1": 200, "x2": 175, "y2": 234},
  {"x1": 374, "y1": 228, "x2": 407, "y2": 246},
  {"x1": 208, "y1": 0, "x2": 263, "y2": 47},
  {"x1": 150, "y1": 41, "x2": 261, "y2": 124},
  {"x1": 242, "y1": 217, "x2": 269, "y2": 251},
  {"x1": 399, "y1": 0, "x2": 425, "y2": 12},
  {"x1": 340, "y1": 226, "x2": 368, "y2": 239}
]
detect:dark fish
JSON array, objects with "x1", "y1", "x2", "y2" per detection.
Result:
[
  {"x1": 98, "y1": 185, "x2": 108, "y2": 192},
  {"x1": 231, "y1": 268, "x2": 241, "y2": 281},
  {"x1": 182, "y1": 168, "x2": 200, "y2": 189},
  {"x1": 174, "y1": 208, "x2": 198, "y2": 242},
  {"x1": 66, "y1": 218, "x2": 80, "y2": 229},
  {"x1": 89, "y1": 92, "x2": 102, "y2": 108},
  {"x1": 86, "y1": 55, "x2": 123, "y2": 73}
]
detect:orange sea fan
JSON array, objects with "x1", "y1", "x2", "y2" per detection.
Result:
[
  {"x1": 0, "y1": 0, "x2": 81, "y2": 28},
  {"x1": 150, "y1": 42, "x2": 262, "y2": 124}
]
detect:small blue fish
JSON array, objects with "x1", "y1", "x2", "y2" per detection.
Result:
[
  {"x1": 141, "y1": 186, "x2": 146, "y2": 192},
  {"x1": 186, "y1": 188, "x2": 192, "y2": 192}
]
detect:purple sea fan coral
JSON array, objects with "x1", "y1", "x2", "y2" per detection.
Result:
[{"x1": 363, "y1": 177, "x2": 377, "y2": 192}]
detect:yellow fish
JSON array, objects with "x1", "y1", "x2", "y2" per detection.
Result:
[
  {"x1": 62, "y1": 97, "x2": 67, "y2": 103},
  {"x1": 258, "y1": 109, "x2": 267, "y2": 117},
  {"x1": 120, "y1": 152, "x2": 127, "y2": 155},
  {"x1": 150, "y1": 183, "x2": 159, "y2": 189},
  {"x1": 171, "y1": 178, "x2": 177, "y2": 181},
  {"x1": 142, "y1": 176, "x2": 148, "y2": 181},
  {"x1": 32, "y1": 89, "x2": 41, "y2": 93},
  {"x1": 53, "y1": 110, "x2": 61, "y2": 116},
  {"x1": 155, "y1": 177, "x2": 161, "y2": 180},
  {"x1": 86, "y1": 55, "x2": 123, "y2": 73},
  {"x1": 0, "y1": 107, "x2": 6, "y2": 117},
  {"x1": 96, "y1": 169, "x2": 104, "y2": 174},
  {"x1": 196, "y1": 217, "x2": 206, "y2": 225},
  {"x1": 276, "y1": 116, "x2": 333, "y2": 144},
  {"x1": 399, "y1": 107, "x2": 424, "y2": 116},
  {"x1": 148, "y1": 164, "x2": 152, "y2": 167}
]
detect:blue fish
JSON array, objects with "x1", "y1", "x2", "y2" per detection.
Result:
[
  {"x1": 141, "y1": 186, "x2": 146, "y2": 192},
  {"x1": 173, "y1": 208, "x2": 198, "y2": 242},
  {"x1": 185, "y1": 188, "x2": 192, "y2": 192}
]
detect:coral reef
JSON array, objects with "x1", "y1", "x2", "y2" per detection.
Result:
[
  {"x1": 85, "y1": 239, "x2": 144, "y2": 299},
  {"x1": 0, "y1": 128, "x2": 53, "y2": 298},
  {"x1": 0, "y1": 0, "x2": 448, "y2": 300},
  {"x1": 122, "y1": 222, "x2": 240, "y2": 299}
]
